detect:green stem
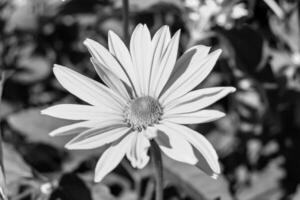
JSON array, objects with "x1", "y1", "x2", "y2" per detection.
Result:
[
  {"x1": 122, "y1": 0, "x2": 130, "y2": 45},
  {"x1": 150, "y1": 140, "x2": 163, "y2": 200}
]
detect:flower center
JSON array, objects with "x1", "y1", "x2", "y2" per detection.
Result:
[{"x1": 124, "y1": 96, "x2": 162, "y2": 131}]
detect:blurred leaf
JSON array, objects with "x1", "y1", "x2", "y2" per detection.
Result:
[
  {"x1": 2, "y1": 143, "x2": 33, "y2": 189},
  {"x1": 269, "y1": 8, "x2": 300, "y2": 52},
  {"x1": 236, "y1": 160, "x2": 284, "y2": 199},
  {"x1": 270, "y1": 49, "x2": 292, "y2": 72},
  {"x1": 7, "y1": 108, "x2": 71, "y2": 148},
  {"x1": 50, "y1": 173, "x2": 92, "y2": 200},
  {"x1": 163, "y1": 156, "x2": 233, "y2": 200},
  {"x1": 13, "y1": 55, "x2": 51, "y2": 84}
]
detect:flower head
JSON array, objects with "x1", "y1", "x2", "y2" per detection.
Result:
[{"x1": 41, "y1": 24, "x2": 235, "y2": 182}]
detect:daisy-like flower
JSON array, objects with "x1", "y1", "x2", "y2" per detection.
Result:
[{"x1": 42, "y1": 24, "x2": 235, "y2": 182}]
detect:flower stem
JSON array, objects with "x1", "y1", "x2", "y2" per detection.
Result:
[
  {"x1": 150, "y1": 140, "x2": 163, "y2": 200},
  {"x1": 122, "y1": 0, "x2": 130, "y2": 45}
]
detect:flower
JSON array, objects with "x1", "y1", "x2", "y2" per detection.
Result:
[{"x1": 41, "y1": 24, "x2": 236, "y2": 182}]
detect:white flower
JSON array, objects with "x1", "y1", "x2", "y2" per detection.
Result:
[{"x1": 41, "y1": 24, "x2": 235, "y2": 182}]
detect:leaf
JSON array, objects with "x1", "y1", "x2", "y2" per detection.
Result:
[
  {"x1": 163, "y1": 155, "x2": 233, "y2": 200},
  {"x1": 2, "y1": 143, "x2": 33, "y2": 184},
  {"x1": 236, "y1": 160, "x2": 284, "y2": 199}
]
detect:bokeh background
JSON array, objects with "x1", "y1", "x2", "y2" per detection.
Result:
[{"x1": 0, "y1": 0, "x2": 300, "y2": 199}]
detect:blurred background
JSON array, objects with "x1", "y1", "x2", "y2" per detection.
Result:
[{"x1": 0, "y1": 0, "x2": 300, "y2": 199}]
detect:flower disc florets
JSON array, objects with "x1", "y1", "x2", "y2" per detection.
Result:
[{"x1": 124, "y1": 96, "x2": 162, "y2": 131}]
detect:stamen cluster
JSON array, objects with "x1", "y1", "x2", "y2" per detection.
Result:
[{"x1": 124, "y1": 96, "x2": 163, "y2": 131}]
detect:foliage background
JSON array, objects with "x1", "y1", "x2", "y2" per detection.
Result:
[{"x1": 0, "y1": 0, "x2": 300, "y2": 199}]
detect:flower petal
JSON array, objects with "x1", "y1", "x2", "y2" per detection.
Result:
[
  {"x1": 163, "y1": 109, "x2": 225, "y2": 124},
  {"x1": 108, "y1": 30, "x2": 137, "y2": 94},
  {"x1": 53, "y1": 65, "x2": 126, "y2": 110},
  {"x1": 65, "y1": 125, "x2": 131, "y2": 150},
  {"x1": 149, "y1": 26, "x2": 171, "y2": 95},
  {"x1": 47, "y1": 120, "x2": 100, "y2": 136},
  {"x1": 159, "y1": 45, "x2": 211, "y2": 97},
  {"x1": 165, "y1": 87, "x2": 236, "y2": 113},
  {"x1": 155, "y1": 124, "x2": 198, "y2": 165},
  {"x1": 90, "y1": 57, "x2": 131, "y2": 100},
  {"x1": 94, "y1": 133, "x2": 134, "y2": 182},
  {"x1": 160, "y1": 49, "x2": 222, "y2": 105},
  {"x1": 41, "y1": 104, "x2": 122, "y2": 121},
  {"x1": 126, "y1": 131, "x2": 150, "y2": 169},
  {"x1": 130, "y1": 24, "x2": 152, "y2": 95},
  {"x1": 83, "y1": 38, "x2": 132, "y2": 87},
  {"x1": 152, "y1": 30, "x2": 181, "y2": 98},
  {"x1": 161, "y1": 122, "x2": 220, "y2": 178}
]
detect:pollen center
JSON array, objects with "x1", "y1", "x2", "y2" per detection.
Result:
[{"x1": 124, "y1": 96, "x2": 162, "y2": 131}]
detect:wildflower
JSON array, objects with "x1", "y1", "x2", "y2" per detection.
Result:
[{"x1": 42, "y1": 24, "x2": 235, "y2": 182}]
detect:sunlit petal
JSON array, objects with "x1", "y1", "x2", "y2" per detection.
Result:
[
  {"x1": 94, "y1": 133, "x2": 134, "y2": 182},
  {"x1": 160, "y1": 49, "x2": 222, "y2": 105},
  {"x1": 126, "y1": 131, "x2": 150, "y2": 169},
  {"x1": 159, "y1": 45, "x2": 211, "y2": 97},
  {"x1": 90, "y1": 57, "x2": 131, "y2": 100},
  {"x1": 47, "y1": 120, "x2": 99, "y2": 136},
  {"x1": 83, "y1": 38, "x2": 132, "y2": 87},
  {"x1": 155, "y1": 124, "x2": 198, "y2": 165},
  {"x1": 65, "y1": 125, "x2": 131, "y2": 150},
  {"x1": 108, "y1": 31, "x2": 137, "y2": 93},
  {"x1": 149, "y1": 26, "x2": 171, "y2": 96},
  {"x1": 165, "y1": 87, "x2": 236, "y2": 113},
  {"x1": 153, "y1": 30, "x2": 181, "y2": 98},
  {"x1": 130, "y1": 24, "x2": 152, "y2": 95},
  {"x1": 53, "y1": 65, "x2": 126, "y2": 110},
  {"x1": 41, "y1": 104, "x2": 122, "y2": 121},
  {"x1": 161, "y1": 122, "x2": 220, "y2": 178},
  {"x1": 163, "y1": 109, "x2": 225, "y2": 124}
]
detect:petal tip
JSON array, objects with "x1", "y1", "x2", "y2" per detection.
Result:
[
  {"x1": 64, "y1": 142, "x2": 75, "y2": 149},
  {"x1": 53, "y1": 64, "x2": 63, "y2": 70},
  {"x1": 83, "y1": 38, "x2": 96, "y2": 47},
  {"x1": 48, "y1": 132, "x2": 56, "y2": 137},
  {"x1": 218, "y1": 111, "x2": 226, "y2": 119},
  {"x1": 94, "y1": 173, "x2": 104, "y2": 182},
  {"x1": 229, "y1": 87, "x2": 237, "y2": 93},
  {"x1": 40, "y1": 109, "x2": 47, "y2": 115},
  {"x1": 211, "y1": 173, "x2": 219, "y2": 179}
]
